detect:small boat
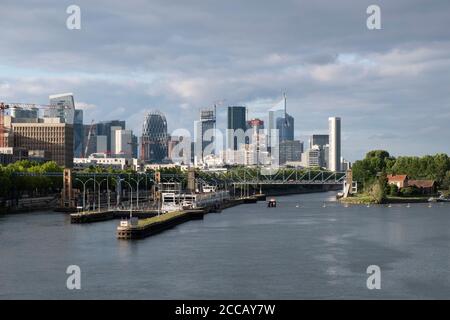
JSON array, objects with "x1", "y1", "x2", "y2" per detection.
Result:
[{"x1": 267, "y1": 198, "x2": 277, "y2": 208}]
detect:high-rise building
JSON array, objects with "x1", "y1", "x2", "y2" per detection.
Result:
[
  {"x1": 83, "y1": 123, "x2": 97, "y2": 156},
  {"x1": 47, "y1": 93, "x2": 83, "y2": 158},
  {"x1": 268, "y1": 94, "x2": 291, "y2": 146},
  {"x1": 12, "y1": 120, "x2": 74, "y2": 167},
  {"x1": 309, "y1": 134, "x2": 329, "y2": 150},
  {"x1": 73, "y1": 109, "x2": 84, "y2": 158},
  {"x1": 276, "y1": 113, "x2": 294, "y2": 142},
  {"x1": 114, "y1": 129, "x2": 133, "y2": 157},
  {"x1": 141, "y1": 111, "x2": 168, "y2": 163},
  {"x1": 95, "y1": 120, "x2": 126, "y2": 154},
  {"x1": 131, "y1": 134, "x2": 138, "y2": 158},
  {"x1": 199, "y1": 108, "x2": 216, "y2": 159},
  {"x1": 309, "y1": 134, "x2": 329, "y2": 168},
  {"x1": 247, "y1": 119, "x2": 267, "y2": 165},
  {"x1": 47, "y1": 93, "x2": 75, "y2": 124},
  {"x1": 279, "y1": 140, "x2": 303, "y2": 165},
  {"x1": 328, "y1": 117, "x2": 341, "y2": 171},
  {"x1": 10, "y1": 106, "x2": 39, "y2": 120},
  {"x1": 227, "y1": 106, "x2": 247, "y2": 150}
]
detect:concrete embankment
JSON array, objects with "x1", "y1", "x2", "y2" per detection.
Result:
[
  {"x1": 70, "y1": 210, "x2": 159, "y2": 223},
  {"x1": 0, "y1": 196, "x2": 59, "y2": 214},
  {"x1": 116, "y1": 198, "x2": 254, "y2": 240}
]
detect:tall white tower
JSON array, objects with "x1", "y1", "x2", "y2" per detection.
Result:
[{"x1": 328, "y1": 117, "x2": 341, "y2": 172}]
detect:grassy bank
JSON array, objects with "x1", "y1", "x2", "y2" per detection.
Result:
[
  {"x1": 135, "y1": 210, "x2": 185, "y2": 229},
  {"x1": 340, "y1": 194, "x2": 430, "y2": 204}
]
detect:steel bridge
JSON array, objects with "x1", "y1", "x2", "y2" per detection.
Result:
[
  {"x1": 198, "y1": 169, "x2": 346, "y2": 186},
  {"x1": 12, "y1": 169, "x2": 347, "y2": 186}
]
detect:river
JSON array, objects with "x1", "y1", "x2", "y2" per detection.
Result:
[{"x1": 1, "y1": 191, "x2": 449, "y2": 299}]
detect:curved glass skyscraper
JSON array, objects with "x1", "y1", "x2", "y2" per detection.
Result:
[{"x1": 140, "y1": 111, "x2": 168, "y2": 163}]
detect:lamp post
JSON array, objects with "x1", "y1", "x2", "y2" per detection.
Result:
[
  {"x1": 120, "y1": 178, "x2": 133, "y2": 219},
  {"x1": 94, "y1": 179, "x2": 108, "y2": 212},
  {"x1": 130, "y1": 175, "x2": 145, "y2": 210},
  {"x1": 75, "y1": 178, "x2": 94, "y2": 211}
]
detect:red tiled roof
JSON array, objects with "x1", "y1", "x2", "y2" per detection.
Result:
[
  {"x1": 408, "y1": 180, "x2": 436, "y2": 188},
  {"x1": 387, "y1": 174, "x2": 408, "y2": 182}
]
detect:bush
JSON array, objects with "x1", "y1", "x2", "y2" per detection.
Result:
[
  {"x1": 400, "y1": 186, "x2": 420, "y2": 196},
  {"x1": 388, "y1": 184, "x2": 399, "y2": 196}
]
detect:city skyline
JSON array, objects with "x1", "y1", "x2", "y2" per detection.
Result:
[{"x1": 1, "y1": 1, "x2": 450, "y2": 161}]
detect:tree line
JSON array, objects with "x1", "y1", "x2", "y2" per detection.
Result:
[
  {"x1": 0, "y1": 160, "x2": 63, "y2": 199},
  {"x1": 352, "y1": 150, "x2": 450, "y2": 201}
]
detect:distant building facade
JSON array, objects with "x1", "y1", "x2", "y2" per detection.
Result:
[
  {"x1": 279, "y1": 140, "x2": 303, "y2": 165},
  {"x1": 12, "y1": 120, "x2": 74, "y2": 167}
]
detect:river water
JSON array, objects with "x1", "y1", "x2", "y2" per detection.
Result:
[{"x1": 1, "y1": 192, "x2": 449, "y2": 299}]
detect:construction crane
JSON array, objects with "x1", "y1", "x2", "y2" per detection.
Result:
[
  {"x1": 84, "y1": 119, "x2": 95, "y2": 158},
  {"x1": 0, "y1": 101, "x2": 72, "y2": 148}
]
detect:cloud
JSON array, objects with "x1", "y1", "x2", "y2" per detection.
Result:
[{"x1": 0, "y1": 0, "x2": 449, "y2": 160}]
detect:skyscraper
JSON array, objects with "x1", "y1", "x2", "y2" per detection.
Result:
[
  {"x1": 199, "y1": 108, "x2": 216, "y2": 159},
  {"x1": 276, "y1": 113, "x2": 294, "y2": 142},
  {"x1": 141, "y1": 111, "x2": 168, "y2": 163},
  {"x1": 114, "y1": 129, "x2": 133, "y2": 157},
  {"x1": 95, "y1": 120, "x2": 126, "y2": 154},
  {"x1": 47, "y1": 93, "x2": 75, "y2": 124},
  {"x1": 309, "y1": 134, "x2": 329, "y2": 150},
  {"x1": 227, "y1": 106, "x2": 247, "y2": 150},
  {"x1": 268, "y1": 94, "x2": 294, "y2": 147},
  {"x1": 309, "y1": 134, "x2": 329, "y2": 168},
  {"x1": 73, "y1": 109, "x2": 84, "y2": 158},
  {"x1": 328, "y1": 117, "x2": 341, "y2": 172},
  {"x1": 48, "y1": 93, "x2": 83, "y2": 158}
]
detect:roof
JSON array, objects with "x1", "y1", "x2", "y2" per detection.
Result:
[
  {"x1": 387, "y1": 174, "x2": 408, "y2": 182},
  {"x1": 408, "y1": 180, "x2": 436, "y2": 188}
]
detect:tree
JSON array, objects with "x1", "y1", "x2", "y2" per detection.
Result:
[
  {"x1": 368, "y1": 180, "x2": 385, "y2": 204},
  {"x1": 388, "y1": 184, "x2": 399, "y2": 196}
]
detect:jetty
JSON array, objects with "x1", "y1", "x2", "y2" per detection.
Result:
[{"x1": 116, "y1": 197, "x2": 261, "y2": 240}]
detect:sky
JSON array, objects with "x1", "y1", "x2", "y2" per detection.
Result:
[{"x1": 1, "y1": 0, "x2": 449, "y2": 161}]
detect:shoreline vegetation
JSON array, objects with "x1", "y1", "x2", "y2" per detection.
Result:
[
  {"x1": 340, "y1": 194, "x2": 430, "y2": 205},
  {"x1": 340, "y1": 150, "x2": 450, "y2": 205}
]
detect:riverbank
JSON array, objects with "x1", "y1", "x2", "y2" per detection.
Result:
[
  {"x1": 0, "y1": 196, "x2": 59, "y2": 214},
  {"x1": 340, "y1": 194, "x2": 431, "y2": 205}
]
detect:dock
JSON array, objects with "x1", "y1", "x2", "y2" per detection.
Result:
[
  {"x1": 70, "y1": 209, "x2": 159, "y2": 224},
  {"x1": 116, "y1": 196, "x2": 264, "y2": 240},
  {"x1": 117, "y1": 209, "x2": 206, "y2": 239}
]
